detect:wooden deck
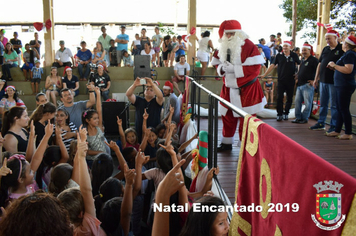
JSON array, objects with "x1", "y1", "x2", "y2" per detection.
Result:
[{"x1": 199, "y1": 117, "x2": 356, "y2": 203}]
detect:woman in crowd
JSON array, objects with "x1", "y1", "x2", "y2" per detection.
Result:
[
  {"x1": 2, "y1": 42, "x2": 18, "y2": 81},
  {"x1": 45, "y1": 67, "x2": 62, "y2": 107},
  {"x1": 141, "y1": 43, "x2": 156, "y2": 67},
  {"x1": 62, "y1": 66, "x2": 80, "y2": 97},
  {"x1": 54, "y1": 108, "x2": 77, "y2": 152},
  {"x1": 196, "y1": 31, "x2": 214, "y2": 79},
  {"x1": 140, "y1": 28, "x2": 151, "y2": 49},
  {"x1": 0, "y1": 85, "x2": 26, "y2": 117},
  {"x1": 92, "y1": 41, "x2": 107, "y2": 68},
  {"x1": 162, "y1": 35, "x2": 173, "y2": 67},
  {"x1": 326, "y1": 35, "x2": 356, "y2": 140}
]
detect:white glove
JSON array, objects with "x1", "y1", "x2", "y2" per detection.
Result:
[{"x1": 222, "y1": 61, "x2": 234, "y2": 73}]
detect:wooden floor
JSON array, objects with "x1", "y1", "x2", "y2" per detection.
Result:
[{"x1": 199, "y1": 117, "x2": 356, "y2": 203}]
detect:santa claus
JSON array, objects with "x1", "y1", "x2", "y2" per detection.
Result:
[{"x1": 211, "y1": 20, "x2": 266, "y2": 151}]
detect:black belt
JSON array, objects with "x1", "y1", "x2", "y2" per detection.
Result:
[{"x1": 237, "y1": 77, "x2": 258, "y2": 95}]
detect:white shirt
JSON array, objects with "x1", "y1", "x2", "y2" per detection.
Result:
[
  {"x1": 55, "y1": 48, "x2": 73, "y2": 62},
  {"x1": 198, "y1": 37, "x2": 210, "y2": 53},
  {"x1": 174, "y1": 62, "x2": 190, "y2": 76},
  {"x1": 141, "y1": 49, "x2": 155, "y2": 60}
]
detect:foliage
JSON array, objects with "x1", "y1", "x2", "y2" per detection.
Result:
[
  {"x1": 279, "y1": 0, "x2": 356, "y2": 42},
  {"x1": 157, "y1": 22, "x2": 176, "y2": 36}
]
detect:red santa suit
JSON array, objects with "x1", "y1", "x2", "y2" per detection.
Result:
[{"x1": 211, "y1": 20, "x2": 266, "y2": 144}]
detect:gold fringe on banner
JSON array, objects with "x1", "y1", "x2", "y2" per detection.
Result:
[{"x1": 341, "y1": 193, "x2": 356, "y2": 235}]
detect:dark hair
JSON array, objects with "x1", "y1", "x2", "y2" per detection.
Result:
[
  {"x1": 0, "y1": 192, "x2": 73, "y2": 236},
  {"x1": 141, "y1": 28, "x2": 146, "y2": 32},
  {"x1": 0, "y1": 157, "x2": 27, "y2": 208},
  {"x1": 270, "y1": 34, "x2": 276, "y2": 38},
  {"x1": 48, "y1": 163, "x2": 73, "y2": 196},
  {"x1": 91, "y1": 153, "x2": 114, "y2": 196},
  {"x1": 177, "y1": 35, "x2": 182, "y2": 39},
  {"x1": 203, "y1": 31, "x2": 210, "y2": 37},
  {"x1": 110, "y1": 39, "x2": 115, "y2": 43},
  {"x1": 155, "y1": 123, "x2": 166, "y2": 138},
  {"x1": 156, "y1": 147, "x2": 173, "y2": 174},
  {"x1": 56, "y1": 107, "x2": 71, "y2": 125},
  {"x1": 259, "y1": 38, "x2": 265, "y2": 43},
  {"x1": 1, "y1": 107, "x2": 26, "y2": 135},
  {"x1": 122, "y1": 50, "x2": 128, "y2": 55},
  {"x1": 94, "y1": 177, "x2": 123, "y2": 217},
  {"x1": 122, "y1": 147, "x2": 136, "y2": 169},
  {"x1": 25, "y1": 43, "x2": 30, "y2": 47},
  {"x1": 96, "y1": 41, "x2": 104, "y2": 52},
  {"x1": 68, "y1": 140, "x2": 77, "y2": 166},
  {"x1": 4, "y1": 42, "x2": 14, "y2": 54},
  {"x1": 155, "y1": 26, "x2": 159, "y2": 30},
  {"x1": 35, "y1": 92, "x2": 46, "y2": 101},
  {"x1": 4, "y1": 86, "x2": 19, "y2": 102},
  {"x1": 179, "y1": 54, "x2": 186, "y2": 59},
  {"x1": 277, "y1": 32, "x2": 281, "y2": 36},
  {"x1": 99, "y1": 197, "x2": 123, "y2": 236},
  {"x1": 124, "y1": 128, "x2": 138, "y2": 145},
  {"x1": 36, "y1": 145, "x2": 62, "y2": 189},
  {"x1": 82, "y1": 109, "x2": 99, "y2": 128},
  {"x1": 60, "y1": 88, "x2": 71, "y2": 97},
  {"x1": 179, "y1": 196, "x2": 227, "y2": 236},
  {"x1": 29, "y1": 102, "x2": 56, "y2": 124},
  {"x1": 164, "y1": 35, "x2": 171, "y2": 41},
  {"x1": 58, "y1": 188, "x2": 84, "y2": 225}
]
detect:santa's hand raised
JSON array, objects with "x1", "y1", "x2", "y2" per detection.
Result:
[{"x1": 222, "y1": 61, "x2": 234, "y2": 73}]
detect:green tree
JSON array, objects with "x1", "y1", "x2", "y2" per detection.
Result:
[
  {"x1": 279, "y1": 0, "x2": 356, "y2": 42},
  {"x1": 157, "y1": 22, "x2": 176, "y2": 35}
]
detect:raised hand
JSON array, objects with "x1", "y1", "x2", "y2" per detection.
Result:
[
  {"x1": 124, "y1": 164, "x2": 136, "y2": 186},
  {"x1": 0, "y1": 158, "x2": 12, "y2": 177},
  {"x1": 159, "y1": 140, "x2": 176, "y2": 157},
  {"x1": 157, "y1": 159, "x2": 186, "y2": 196},
  {"x1": 29, "y1": 120, "x2": 35, "y2": 137},
  {"x1": 117, "y1": 116, "x2": 122, "y2": 126},
  {"x1": 105, "y1": 140, "x2": 120, "y2": 152},
  {"x1": 135, "y1": 149, "x2": 147, "y2": 166},
  {"x1": 169, "y1": 105, "x2": 174, "y2": 114},
  {"x1": 76, "y1": 132, "x2": 88, "y2": 158},
  {"x1": 143, "y1": 109, "x2": 149, "y2": 120},
  {"x1": 78, "y1": 125, "x2": 87, "y2": 142},
  {"x1": 44, "y1": 120, "x2": 54, "y2": 138}
]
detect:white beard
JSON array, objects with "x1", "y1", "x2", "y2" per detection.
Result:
[{"x1": 218, "y1": 31, "x2": 249, "y2": 65}]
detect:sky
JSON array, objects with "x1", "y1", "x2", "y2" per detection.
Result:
[{"x1": 1, "y1": 0, "x2": 298, "y2": 46}]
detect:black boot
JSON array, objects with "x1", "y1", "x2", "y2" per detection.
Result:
[{"x1": 217, "y1": 143, "x2": 232, "y2": 152}]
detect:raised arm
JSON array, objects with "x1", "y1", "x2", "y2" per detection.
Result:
[
  {"x1": 55, "y1": 125, "x2": 69, "y2": 164},
  {"x1": 117, "y1": 117, "x2": 126, "y2": 148},
  {"x1": 30, "y1": 121, "x2": 54, "y2": 172},
  {"x1": 178, "y1": 132, "x2": 198, "y2": 153},
  {"x1": 77, "y1": 128, "x2": 96, "y2": 217},
  {"x1": 94, "y1": 87, "x2": 103, "y2": 131},
  {"x1": 125, "y1": 78, "x2": 141, "y2": 104},
  {"x1": 146, "y1": 78, "x2": 163, "y2": 106},
  {"x1": 86, "y1": 84, "x2": 96, "y2": 108},
  {"x1": 133, "y1": 150, "x2": 148, "y2": 198},
  {"x1": 25, "y1": 120, "x2": 36, "y2": 162},
  {"x1": 105, "y1": 140, "x2": 127, "y2": 173},
  {"x1": 121, "y1": 163, "x2": 136, "y2": 236}
]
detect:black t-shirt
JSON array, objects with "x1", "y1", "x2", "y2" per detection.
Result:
[
  {"x1": 10, "y1": 38, "x2": 22, "y2": 54},
  {"x1": 91, "y1": 73, "x2": 110, "y2": 88},
  {"x1": 30, "y1": 40, "x2": 42, "y2": 56},
  {"x1": 319, "y1": 43, "x2": 344, "y2": 84},
  {"x1": 272, "y1": 51, "x2": 301, "y2": 81},
  {"x1": 297, "y1": 55, "x2": 319, "y2": 86},
  {"x1": 133, "y1": 96, "x2": 163, "y2": 142},
  {"x1": 63, "y1": 75, "x2": 79, "y2": 89},
  {"x1": 109, "y1": 46, "x2": 118, "y2": 64}
]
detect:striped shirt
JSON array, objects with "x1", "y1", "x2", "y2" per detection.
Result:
[{"x1": 52, "y1": 122, "x2": 77, "y2": 152}]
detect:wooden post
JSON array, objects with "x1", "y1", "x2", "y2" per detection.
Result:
[
  {"x1": 43, "y1": 0, "x2": 55, "y2": 67},
  {"x1": 187, "y1": 0, "x2": 196, "y2": 65},
  {"x1": 292, "y1": 0, "x2": 297, "y2": 48},
  {"x1": 316, "y1": 0, "x2": 331, "y2": 56}
]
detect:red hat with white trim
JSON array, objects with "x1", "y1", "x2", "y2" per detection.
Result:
[
  {"x1": 302, "y1": 43, "x2": 315, "y2": 56},
  {"x1": 345, "y1": 35, "x2": 356, "y2": 46},
  {"x1": 218, "y1": 20, "x2": 242, "y2": 39},
  {"x1": 163, "y1": 81, "x2": 173, "y2": 92},
  {"x1": 283, "y1": 41, "x2": 292, "y2": 47},
  {"x1": 5, "y1": 86, "x2": 15, "y2": 92},
  {"x1": 325, "y1": 29, "x2": 340, "y2": 38}
]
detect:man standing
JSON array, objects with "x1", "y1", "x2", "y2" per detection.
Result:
[
  {"x1": 126, "y1": 77, "x2": 164, "y2": 142},
  {"x1": 258, "y1": 38, "x2": 271, "y2": 68},
  {"x1": 292, "y1": 43, "x2": 319, "y2": 124},
  {"x1": 267, "y1": 34, "x2": 277, "y2": 62},
  {"x1": 10, "y1": 32, "x2": 22, "y2": 66},
  {"x1": 211, "y1": 20, "x2": 266, "y2": 151},
  {"x1": 98, "y1": 25, "x2": 112, "y2": 67},
  {"x1": 29, "y1": 32, "x2": 42, "y2": 57},
  {"x1": 59, "y1": 85, "x2": 96, "y2": 129},
  {"x1": 310, "y1": 30, "x2": 344, "y2": 133},
  {"x1": 172, "y1": 55, "x2": 190, "y2": 94},
  {"x1": 162, "y1": 81, "x2": 180, "y2": 124},
  {"x1": 115, "y1": 25, "x2": 129, "y2": 67},
  {"x1": 262, "y1": 41, "x2": 301, "y2": 121},
  {"x1": 53, "y1": 40, "x2": 75, "y2": 68}
]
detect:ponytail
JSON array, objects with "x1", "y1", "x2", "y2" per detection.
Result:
[
  {"x1": 1, "y1": 107, "x2": 26, "y2": 135},
  {"x1": 29, "y1": 102, "x2": 56, "y2": 125}
]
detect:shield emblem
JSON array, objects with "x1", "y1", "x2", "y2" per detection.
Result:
[{"x1": 316, "y1": 193, "x2": 342, "y2": 225}]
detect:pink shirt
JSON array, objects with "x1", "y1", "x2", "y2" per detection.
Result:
[
  {"x1": 1, "y1": 37, "x2": 8, "y2": 48},
  {"x1": 8, "y1": 184, "x2": 36, "y2": 202},
  {"x1": 74, "y1": 212, "x2": 106, "y2": 236}
]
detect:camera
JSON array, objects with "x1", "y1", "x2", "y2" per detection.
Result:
[{"x1": 140, "y1": 78, "x2": 146, "y2": 85}]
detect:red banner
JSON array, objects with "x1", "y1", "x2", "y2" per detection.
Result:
[{"x1": 230, "y1": 115, "x2": 356, "y2": 235}]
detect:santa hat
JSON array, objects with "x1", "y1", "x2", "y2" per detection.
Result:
[
  {"x1": 97, "y1": 64, "x2": 104, "y2": 69},
  {"x1": 63, "y1": 66, "x2": 72, "y2": 76},
  {"x1": 345, "y1": 35, "x2": 356, "y2": 46},
  {"x1": 5, "y1": 86, "x2": 15, "y2": 92},
  {"x1": 163, "y1": 81, "x2": 173, "y2": 92},
  {"x1": 302, "y1": 43, "x2": 315, "y2": 56},
  {"x1": 325, "y1": 29, "x2": 340, "y2": 38},
  {"x1": 283, "y1": 41, "x2": 292, "y2": 47},
  {"x1": 218, "y1": 20, "x2": 242, "y2": 39}
]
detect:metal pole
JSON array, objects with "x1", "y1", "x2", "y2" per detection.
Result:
[
  {"x1": 197, "y1": 83, "x2": 201, "y2": 133},
  {"x1": 214, "y1": 98, "x2": 218, "y2": 168},
  {"x1": 191, "y1": 82, "x2": 195, "y2": 120},
  {"x1": 208, "y1": 95, "x2": 213, "y2": 168}
]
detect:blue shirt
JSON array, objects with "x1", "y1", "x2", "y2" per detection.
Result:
[
  {"x1": 334, "y1": 50, "x2": 356, "y2": 87},
  {"x1": 76, "y1": 49, "x2": 92, "y2": 62},
  {"x1": 258, "y1": 44, "x2": 271, "y2": 60},
  {"x1": 116, "y1": 34, "x2": 129, "y2": 51},
  {"x1": 31, "y1": 67, "x2": 43, "y2": 79}
]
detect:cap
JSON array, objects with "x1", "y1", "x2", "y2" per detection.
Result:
[
  {"x1": 120, "y1": 25, "x2": 126, "y2": 29},
  {"x1": 35, "y1": 60, "x2": 41, "y2": 64},
  {"x1": 59, "y1": 40, "x2": 65, "y2": 45}
]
